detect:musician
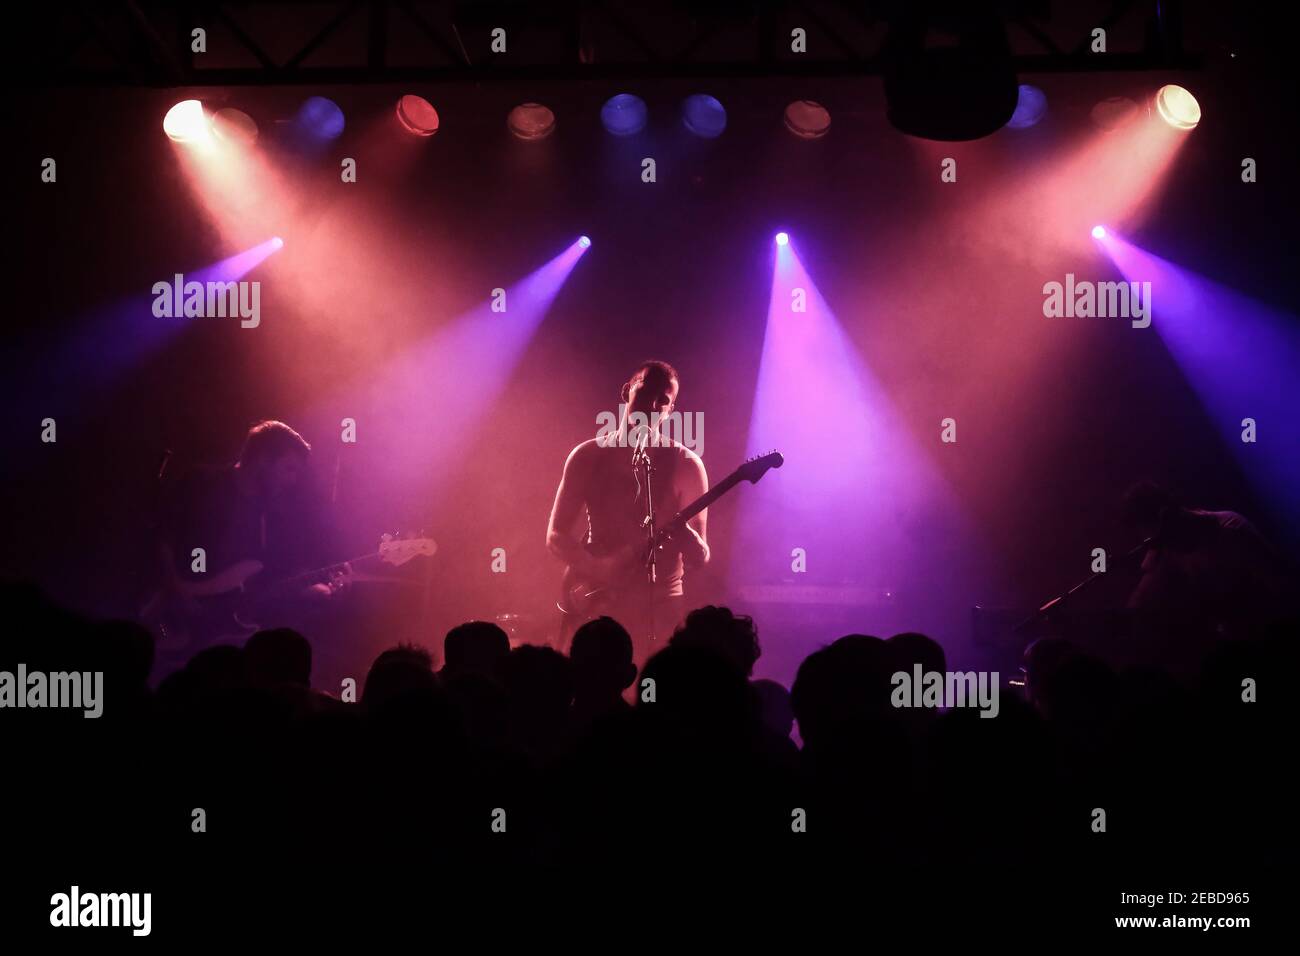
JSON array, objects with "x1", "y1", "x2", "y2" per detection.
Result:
[
  {"x1": 547, "y1": 361, "x2": 709, "y2": 664},
  {"x1": 149, "y1": 420, "x2": 344, "y2": 644},
  {"x1": 1122, "y1": 481, "x2": 1290, "y2": 629}
]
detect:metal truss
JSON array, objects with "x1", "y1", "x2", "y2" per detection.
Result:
[{"x1": 15, "y1": 0, "x2": 1200, "y2": 87}]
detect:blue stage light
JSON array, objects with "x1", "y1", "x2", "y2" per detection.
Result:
[
  {"x1": 681, "y1": 94, "x2": 727, "y2": 138},
  {"x1": 1006, "y1": 85, "x2": 1048, "y2": 129},
  {"x1": 298, "y1": 96, "x2": 345, "y2": 140},
  {"x1": 601, "y1": 94, "x2": 647, "y2": 136}
]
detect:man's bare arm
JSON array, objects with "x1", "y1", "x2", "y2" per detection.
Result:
[
  {"x1": 547, "y1": 443, "x2": 595, "y2": 572},
  {"x1": 678, "y1": 453, "x2": 710, "y2": 567}
]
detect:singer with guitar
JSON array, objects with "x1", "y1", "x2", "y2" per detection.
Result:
[{"x1": 547, "y1": 361, "x2": 709, "y2": 665}]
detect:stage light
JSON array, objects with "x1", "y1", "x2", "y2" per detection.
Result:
[
  {"x1": 681, "y1": 94, "x2": 727, "y2": 138},
  {"x1": 1092, "y1": 225, "x2": 1106, "y2": 239},
  {"x1": 784, "y1": 100, "x2": 831, "y2": 139},
  {"x1": 163, "y1": 100, "x2": 210, "y2": 143},
  {"x1": 397, "y1": 94, "x2": 440, "y2": 137},
  {"x1": 578, "y1": 236, "x2": 591, "y2": 248},
  {"x1": 298, "y1": 96, "x2": 345, "y2": 140},
  {"x1": 212, "y1": 107, "x2": 259, "y2": 145},
  {"x1": 1090, "y1": 96, "x2": 1140, "y2": 132},
  {"x1": 1006, "y1": 84, "x2": 1047, "y2": 129},
  {"x1": 1156, "y1": 84, "x2": 1201, "y2": 130},
  {"x1": 775, "y1": 232, "x2": 789, "y2": 246},
  {"x1": 601, "y1": 94, "x2": 647, "y2": 136},
  {"x1": 508, "y1": 103, "x2": 556, "y2": 140},
  {"x1": 271, "y1": 236, "x2": 284, "y2": 249}
]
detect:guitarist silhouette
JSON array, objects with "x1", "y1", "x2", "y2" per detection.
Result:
[
  {"x1": 146, "y1": 420, "x2": 341, "y2": 653},
  {"x1": 547, "y1": 361, "x2": 709, "y2": 665}
]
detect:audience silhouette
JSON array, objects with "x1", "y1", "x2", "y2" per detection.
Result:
[{"x1": 1, "y1": 578, "x2": 1290, "y2": 928}]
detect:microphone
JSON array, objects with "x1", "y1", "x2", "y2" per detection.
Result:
[{"x1": 630, "y1": 421, "x2": 650, "y2": 463}]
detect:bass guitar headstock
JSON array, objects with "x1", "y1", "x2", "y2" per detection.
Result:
[{"x1": 736, "y1": 450, "x2": 784, "y2": 484}]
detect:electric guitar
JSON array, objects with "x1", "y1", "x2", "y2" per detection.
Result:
[
  {"x1": 557, "y1": 451, "x2": 784, "y2": 622},
  {"x1": 140, "y1": 534, "x2": 436, "y2": 650}
]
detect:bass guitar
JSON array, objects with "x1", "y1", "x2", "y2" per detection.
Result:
[{"x1": 140, "y1": 533, "x2": 436, "y2": 650}]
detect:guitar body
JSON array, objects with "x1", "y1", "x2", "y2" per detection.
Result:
[
  {"x1": 555, "y1": 555, "x2": 642, "y2": 645},
  {"x1": 556, "y1": 544, "x2": 646, "y2": 616},
  {"x1": 554, "y1": 451, "x2": 784, "y2": 650},
  {"x1": 557, "y1": 564, "x2": 604, "y2": 620},
  {"x1": 140, "y1": 536, "x2": 437, "y2": 656},
  {"x1": 556, "y1": 558, "x2": 659, "y2": 652},
  {"x1": 139, "y1": 560, "x2": 268, "y2": 652},
  {"x1": 555, "y1": 570, "x2": 604, "y2": 653}
]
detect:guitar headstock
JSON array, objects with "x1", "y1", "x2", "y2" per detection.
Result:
[
  {"x1": 737, "y1": 450, "x2": 784, "y2": 483},
  {"x1": 378, "y1": 535, "x2": 438, "y2": 566}
]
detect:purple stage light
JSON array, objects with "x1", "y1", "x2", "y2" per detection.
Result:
[
  {"x1": 197, "y1": 236, "x2": 285, "y2": 283},
  {"x1": 12, "y1": 236, "x2": 285, "y2": 420},
  {"x1": 1006, "y1": 84, "x2": 1048, "y2": 129},
  {"x1": 315, "y1": 237, "x2": 588, "y2": 499},
  {"x1": 775, "y1": 232, "x2": 789, "y2": 246},
  {"x1": 578, "y1": 236, "x2": 591, "y2": 248},
  {"x1": 600, "y1": 94, "x2": 647, "y2": 136},
  {"x1": 298, "y1": 96, "x2": 346, "y2": 141},
  {"x1": 681, "y1": 94, "x2": 727, "y2": 138},
  {"x1": 1098, "y1": 232, "x2": 1300, "y2": 534},
  {"x1": 733, "y1": 239, "x2": 978, "y2": 660},
  {"x1": 1092, "y1": 225, "x2": 1106, "y2": 239}
]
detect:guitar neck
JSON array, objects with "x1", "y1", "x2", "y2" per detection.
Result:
[
  {"x1": 274, "y1": 552, "x2": 378, "y2": 591},
  {"x1": 660, "y1": 473, "x2": 741, "y2": 537}
]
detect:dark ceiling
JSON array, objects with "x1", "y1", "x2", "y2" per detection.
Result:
[{"x1": 13, "y1": 0, "x2": 1226, "y2": 86}]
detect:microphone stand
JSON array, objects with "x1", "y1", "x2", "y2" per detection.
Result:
[
  {"x1": 1013, "y1": 537, "x2": 1153, "y2": 637},
  {"x1": 632, "y1": 430, "x2": 658, "y2": 645}
]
